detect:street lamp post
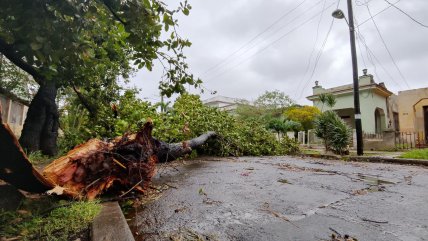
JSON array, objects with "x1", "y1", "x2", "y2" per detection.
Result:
[{"x1": 332, "y1": 0, "x2": 364, "y2": 155}]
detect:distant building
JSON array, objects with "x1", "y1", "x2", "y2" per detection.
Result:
[
  {"x1": 390, "y1": 87, "x2": 428, "y2": 134},
  {"x1": 203, "y1": 95, "x2": 250, "y2": 113},
  {"x1": 307, "y1": 69, "x2": 428, "y2": 149},
  {"x1": 307, "y1": 69, "x2": 393, "y2": 134},
  {"x1": 0, "y1": 89, "x2": 29, "y2": 137}
]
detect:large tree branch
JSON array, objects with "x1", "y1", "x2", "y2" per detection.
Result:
[
  {"x1": 72, "y1": 85, "x2": 98, "y2": 117},
  {"x1": 99, "y1": 0, "x2": 127, "y2": 25},
  {"x1": 156, "y1": 131, "x2": 217, "y2": 163},
  {"x1": 0, "y1": 38, "x2": 43, "y2": 84}
]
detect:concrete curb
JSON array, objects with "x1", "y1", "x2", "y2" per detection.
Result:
[
  {"x1": 298, "y1": 153, "x2": 341, "y2": 160},
  {"x1": 300, "y1": 153, "x2": 428, "y2": 167},
  {"x1": 92, "y1": 202, "x2": 135, "y2": 241},
  {"x1": 345, "y1": 156, "x2": 428, "y2": 166}
]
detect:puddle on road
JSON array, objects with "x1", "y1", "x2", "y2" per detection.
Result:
[{"x1": 357, "y1": 174, "x2": 395, "y2": 185}]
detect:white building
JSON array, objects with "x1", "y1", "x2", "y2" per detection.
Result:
[{"x1": 203, "y1": 96, "x2": 250, "y2": 112}]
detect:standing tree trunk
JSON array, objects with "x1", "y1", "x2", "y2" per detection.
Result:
[{"x1": 19, "y1": 82, "x2": 59, "y2": 156}]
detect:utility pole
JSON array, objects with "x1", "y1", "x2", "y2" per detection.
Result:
[
  {"x1": 332, "y1": 0, "x2": 363, "y2": 155},
  {"x1": 346, "y1": 0, "x2": 363, "y2": 156}
]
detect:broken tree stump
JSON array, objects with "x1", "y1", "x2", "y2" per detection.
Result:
[{"x1": 0, "y1": 104, "x2": 216, "y2": 200}]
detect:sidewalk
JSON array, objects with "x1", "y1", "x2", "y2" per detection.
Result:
[{"x1": 301, "y1": 147, "x2": 428, "y2": 166}]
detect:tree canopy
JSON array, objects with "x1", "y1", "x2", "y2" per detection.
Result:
[
  {"x1": 254, "y1": 90, "x2": 294, "y2": 110},
  {"x1": 284, "y1": 105, "x2": 321, "y2": 131},
  {"x1": 0, "y1": 0, "x2": 200, "y2": 155},
  {"x1": 0, "y1": 0, "x2": 198, "y2": 95}
]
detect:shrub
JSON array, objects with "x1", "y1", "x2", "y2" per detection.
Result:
[
  {"x1": 60, "y1": 93, "x2": 299, "y2": 157},
  {"x1": 314, "y1": 110, "x2": 351, "y2": 155}
]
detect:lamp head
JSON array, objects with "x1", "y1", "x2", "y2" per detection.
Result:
[{"x1": 332, "y1": 9, "x2": 345, "y2": 19}]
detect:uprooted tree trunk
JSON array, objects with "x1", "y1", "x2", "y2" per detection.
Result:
[{"x1": 0, "y1": 108, "x2": 216, "y2": 199}]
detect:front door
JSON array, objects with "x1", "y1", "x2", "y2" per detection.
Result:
[{"x1": 424, "y1": 106, "x2": 428, "y2": 142}]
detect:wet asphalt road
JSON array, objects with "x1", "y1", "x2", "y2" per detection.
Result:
[{"x1": 128, "y1": 156, "x2": 428, "y2": 241}]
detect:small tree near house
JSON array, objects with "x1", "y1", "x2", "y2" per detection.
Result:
[{"x1": 314, "y1": 111, "x2": 352, "y2": 155}]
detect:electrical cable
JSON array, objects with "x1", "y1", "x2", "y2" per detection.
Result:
[
  {"x1": 204, "y1": 1, "x2": 338, "y2": 82},
  {"x1": 198, "y1": 0, "x2": 310, "y2": 78},
  {"x1": 295, "y1": 0, "x2": 341, "y2": 101},
  {"x1": 355, "y1": 29, "x2": 404, "y2": 89},
  {"x1": 356, "y1": 0, "x2": 401, "y2": 27},
  {"x1": 364, "y1": 1, "x2": 411, "y2": 89},
  {"x1": 203, "y1": 0, "x2": 329, "y2": 80},
  {"x1": 383, "y1": 0, "x2": 428, "y2": 28},
  {"x1": 296, "y1": 17, "x2": 335, "y2": 100},
  {"x1": 294, "y1": 0, "x2": 328, "y2": 99}
]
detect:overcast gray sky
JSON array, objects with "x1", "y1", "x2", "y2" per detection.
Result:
[{"x1": 130, "y1": 0, "x2": 428, "y2": 105}]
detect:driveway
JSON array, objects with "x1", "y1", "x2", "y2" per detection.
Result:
[{"x1": 128, "y1": 156, "x2": 428, "y2": 241}]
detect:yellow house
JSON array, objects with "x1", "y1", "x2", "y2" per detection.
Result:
[{"x1": 391, "y1": 88, "x2": 428, "y2": 134}]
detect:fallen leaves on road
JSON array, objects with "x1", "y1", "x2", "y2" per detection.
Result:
[
  {"x1": 261, "y1": 202, "x2": 299, "y2": 228},
  {"x1": 240, "y1": 172, "x2": 251, "y2": 176},
  {"x1": 277, "y1": 179, "x2": 291, "y2": 184},
  {"x1": 169, "y1": 228, "x2": 217, "y2": 241},
  {"x1": 352, "y1": 189, "x2": 368, "y2": 195},
  {"x1": 198, "y1": 187, "x2": 207, "y2": 196},
  {"x1": 328, "y1": 227, "x2": 358, "y2": 241}
]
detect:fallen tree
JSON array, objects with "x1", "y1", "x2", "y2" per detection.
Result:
[{"x1": 0, "y1": 105, "x2": 216, "y2": 200}]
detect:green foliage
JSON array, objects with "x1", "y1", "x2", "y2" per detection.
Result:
[
  {"x1": 27, "y1": 151, "x2": 51, "y2": 166},
  {"x1": 283, "y1": 120, "x2": 302, "y2": 132},
  {"x1": 1, "y1": 201, "x2": 101, "y2": 240},
  {"x1": 254, "y1": 90, "x2": 294, "y2": 108},
  {"x1": 400, "y1": 149, "x2": 428, "y2": 160},
  {"x1": 318, "y1": 93, "x2": 336, "y2": 110},
  {"x1": 159, "y1": 94, "x2": 297, "y2": 156},
  {"x1": 314, "y1": 110, "x2": 352, "y2": 155},
  {"x1": 266, "y1": 118, "x2": 288, "y2": 134},
  {"x1": 236, "y1": 90, "x2": 295, "y2": 129},
  {"x1": 0, "y1": 54, "x2": 37, "y2": 100},
  {"x1": 59, "y1": 93, "x2": 299, "y2": 157},
  {"x1": 59, "y1": 87, "x2": 157, "y2": 149},
  {"x1": 0, "y1": 0, "x2": 198, "y2": 96},
  {"x1": 284, "y1": 105, "x2": 321, "y2": 131}
]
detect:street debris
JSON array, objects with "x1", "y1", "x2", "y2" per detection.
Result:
[
  {"x1": 261, "y1": 202, "x2": 299, "y2": 228},
  {"x1": 0, "y1": 115, "x2": 216, "y2": 200},
  {"x1": 360, "y1": 217, "x2": 388, "y2": 224},
  {"x1": 277, "y1": 178, "x2": 291, "y2": 184},
  {"x1": 240, "y1": 172, "x2": 251, "y2": 176},
  {"x1": 328, "y1": 227, "x2": 358, "y2": 241}
]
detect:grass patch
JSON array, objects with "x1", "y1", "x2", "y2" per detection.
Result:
[
  {"x1": 301, "y1": 149, "x2": 321, "y2": 155},
  {"x1": 400, "y1": 149, "x2": 428, "y2": 160},
  {"x1": 1, "y1": 198, "x2": 101, "y2": 241},
  {"x1": 27, "y1": 151, "x2": 52, "y2": 166}
]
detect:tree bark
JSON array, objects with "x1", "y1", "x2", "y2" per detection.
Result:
[
  {"x1": 19, "y1": 82, "x2": 59, "y2": 156},
  {"x1": 1, "y1": 115, "x2": 217, "y2": 199},
  {"x1": 156, "y1": 131, "x2": 217, "y2": 163}
]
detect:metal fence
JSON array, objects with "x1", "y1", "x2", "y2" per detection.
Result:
[{"x1": 395, "y1": 131, "x2": 427, "y2": 150}]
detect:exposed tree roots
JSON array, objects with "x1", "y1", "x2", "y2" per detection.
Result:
[{"x1": 0, "y1": 108, "x2": 216, "y2": 199}]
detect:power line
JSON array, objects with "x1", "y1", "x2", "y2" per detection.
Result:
[
  {"x1": 204, "y1": 1, "x2": 338, "y2": 82},
  {"x1": 355, "y1": 29, "x2": 405, "y2": 89},
  {"x1": 365, "y1": 2, "x2": 411, "y2": 89},
  {"x1": 296, "y1": 0, "x2": 340, "y2": 100},
  {"x1": 356, "y1": 0, "x2": 401, "y2": 27},
  {"x1": 294, "y1": 0, "x2": 328, "y2": 98},
  {"x1": 383, "y1": 0, "x2": 428, "y2": 28},
  {"x1": 296, "y1": 12, "x2": 336, "y2": 100},
  {"x1": 354, "y1": 16, "x2": 379, "y2": 81},
  {"x1": 203, "y1": 0, "x2": 329, "y2": 80},
  {"x1": 198, "y1": 0, "x2": 310, "y2": 78}
]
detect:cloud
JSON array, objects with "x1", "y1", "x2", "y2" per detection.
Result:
[{"x1": 132, "y1": 0, "x2": 428, "y2": 106}]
